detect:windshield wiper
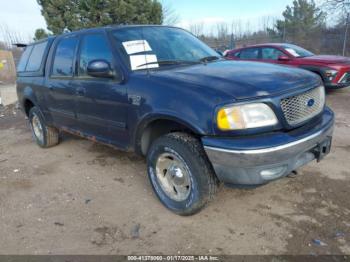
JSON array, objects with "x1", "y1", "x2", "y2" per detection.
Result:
[
  {"x1": 199, "y1": 56, "x2": 220, "y2": 63},
  {"x1": 137, "y1": 60, "x2": 199, "y2": 68}
]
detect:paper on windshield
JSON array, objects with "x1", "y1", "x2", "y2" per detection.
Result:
[
  {"x1": 285, "y1": 48, "x2": 300, "y2": 57},
  {"x1": 122, "y1": 40, "x2": 152, "y2": 55},
  {"x1": 130, "y1": 54, "x2": 159, "y2": 70}
]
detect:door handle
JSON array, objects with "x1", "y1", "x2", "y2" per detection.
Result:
[{"x1": 76, "y1": 87, "x2": 86, "y2": 96}]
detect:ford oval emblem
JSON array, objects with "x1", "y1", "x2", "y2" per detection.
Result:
[{"x1": 307, "y1": 98, "x2": 315, "y2": 107}]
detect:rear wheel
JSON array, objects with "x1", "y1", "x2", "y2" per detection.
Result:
[
  {"x1": 29, "y1": 107, "x2": 59, "y2": 148},
  {"x1": 147, "y1": 132, "x2": 218, "y2": 216}
]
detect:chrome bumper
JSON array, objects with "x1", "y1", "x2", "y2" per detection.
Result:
[{"x1": 203, "y1": 109, "x2": 334, "y2": 186}]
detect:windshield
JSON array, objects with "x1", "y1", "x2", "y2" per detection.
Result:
[
  {"x1": 111, "y1": 26, "x2": 219, "y2": 70},
  {"x1": 282, "y1": 44, "x2": 314, "y2": 58}
]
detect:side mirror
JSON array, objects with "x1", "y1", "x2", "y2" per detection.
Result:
[
  {"x1": 87, "y1": 60, "x2": 114, "y2": 78},
  {"x1": 278, "y1": 55, "x2": 290, "y2": 61}
]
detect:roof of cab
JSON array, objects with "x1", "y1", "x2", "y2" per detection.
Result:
[
  {"x1": 60, "y1": 24, "x2": 181, "y2": 36},
  {"x1": 235, "y1": 43, "x2": 299, "y2": 49},
  {"x1": 28, "y1": 35, "x2": 57, "y2": 46},
  {"x1": 30, "y1": 25, "x2": 182, "y2": 45}
]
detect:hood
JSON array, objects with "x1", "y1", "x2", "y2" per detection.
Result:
[
  {"x1": 150, "y1": 60, "x2": 320, "y2": 100},
  {"x1": 300, "y1": 55, "x2": 350, "y2": 65}
]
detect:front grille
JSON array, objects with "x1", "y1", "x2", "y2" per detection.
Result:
[{"x1": 280, "y1": 86, "x2": 325, "y2": 126}]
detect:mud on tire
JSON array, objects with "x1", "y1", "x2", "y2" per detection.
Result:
[
  {"x1": 147, "y1": 132, "x2": 218, "y2": 216},
  {"x1": 29, "y1": 106, "x2": 59, "y2": 148}
]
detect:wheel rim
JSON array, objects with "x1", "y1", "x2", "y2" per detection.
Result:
[
  {"x1": 155, "y1": 152, "x2": 191, "y2": 202},
  {"x1": 31, "y1": 113, "x2": 44, "y2": 142}
]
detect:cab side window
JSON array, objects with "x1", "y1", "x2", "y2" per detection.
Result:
[
  {"x1": 240, "y1": 48, "x2": 259, "y2": 59},
  {"x1": 79, "y1": 34, "x2": 113, "y2": 77},
  {"x1": 52, "y1": 37, "x2": 78, "y2": 77},
  {"x1": 261, "y1": 47, "x2": 284, "y2": 60}
]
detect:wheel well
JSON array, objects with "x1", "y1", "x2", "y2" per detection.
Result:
[
  {"x1": 139, "y1": 119, "x2": 197, "y2": 156},
  {"x1": 24, "y1": 99, "x2": 34, "y2": 117}
]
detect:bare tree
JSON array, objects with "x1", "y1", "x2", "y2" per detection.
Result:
[
  {"x1": 230, "y1": 19, "x2": 243, "y2": 39},
  {"x1": 244, "y1": 21, "x2": 252, "y2": 36},
  {"x1": 216, "y1": 22, "x2": 228, "y2": 39},
  {"x1": 0, "y1": 41, "x2": 5, "y2": 48},
  {"x1": 322, "y1": 0, "x2": 350, "y2": 55},
  {"x1": 161, "y1": 0, "x2": 180, "y2": 26},
  {"x1": 323, "y1": 0, "x2": 350, "y2": 14},
  {"x1": 189, "y1": 23, "x2": 204, "y2": 37},
  {"x1": 260, "y1": 16, "x2": 275, "y2": 32},
  {"x1": 0, "y1": 24, "x2": 28, "y2": 50},
  {"x1": 342, "y1": 13, "x2": 350, "y2": 55},
  {"x1": 0, "y1": 24, "x2": 31, "y2": 67}
]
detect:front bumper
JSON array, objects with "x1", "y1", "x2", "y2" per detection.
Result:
[{"x1": 203, "y1": 107, "x2": 334, "y2": 186}]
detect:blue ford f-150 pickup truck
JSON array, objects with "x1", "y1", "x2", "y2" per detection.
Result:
[{"x1": 16, "y1": 25, "x2": 334, "y2": 215}]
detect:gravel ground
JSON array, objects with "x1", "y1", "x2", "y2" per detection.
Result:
[{"x1": 0, "y1": 88, "x2": 349, "y2": 255}]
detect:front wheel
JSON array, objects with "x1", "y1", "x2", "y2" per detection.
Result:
[
  {"x1": 147, "y1": 132, "x2": 218, "y2": 216},
  {"x1": 29, "y1": 106, "x2": 59, "y2": 148}
]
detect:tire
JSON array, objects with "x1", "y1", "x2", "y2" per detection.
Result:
[
  {"x1": 28, "y1": 106, "x2": 59, "y2": 148},
  {"x1": 147, "y1": 132, "x2": 218, "y2": 216}
]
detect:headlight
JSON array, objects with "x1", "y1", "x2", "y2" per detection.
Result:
[
  {"x1": 217, "y1": 103, "x2": 278, "y2": 130},
  {"x1": 324, "y1": 70, "x2": 338, "y2": 80}
]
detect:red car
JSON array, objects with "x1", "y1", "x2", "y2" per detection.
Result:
[{"x1": 225, "y1": 43, "x2": 350, "y2": 89}]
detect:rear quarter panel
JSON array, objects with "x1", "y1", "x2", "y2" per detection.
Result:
[{"x1": 16, "y1": 38, "x2": 55, "y2": 121}]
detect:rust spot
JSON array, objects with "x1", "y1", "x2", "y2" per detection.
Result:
[{"x1": 59, "y1": 126, "x2": 121, "y2": 150}]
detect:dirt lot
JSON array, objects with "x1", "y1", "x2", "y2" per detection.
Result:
[{"x1": 0, "y1": 89, "x2": 349, "y2": 255}]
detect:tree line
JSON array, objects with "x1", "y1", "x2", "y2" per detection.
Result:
[
  {"x1": 33, "y1": 0, "x2": 349, "y2": 55},
  {"x1": 0, "y1": 0, "x2": 349, "y2": 58},
  {"x1": 191, "y1": 0, "x2": 349, "y2": 56}
]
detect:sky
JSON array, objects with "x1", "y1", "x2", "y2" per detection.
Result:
[
  {"x1": 0, "y1": 0, "x2": 295, "y2": 42},
  {"x1": 171, "y1": 0, "x2": 293, "y2": 26}
]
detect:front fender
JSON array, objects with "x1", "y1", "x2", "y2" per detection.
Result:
[{"x1": 132, "y1": 112, "x2": 206, "y2": 153}]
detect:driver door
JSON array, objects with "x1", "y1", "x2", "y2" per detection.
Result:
[
  {"x1": 260, "y1": 47, "x2": 289, "y2": 65},
  {"x1": 72, "y1": 33, "x2": 129, "y2": 149}
]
